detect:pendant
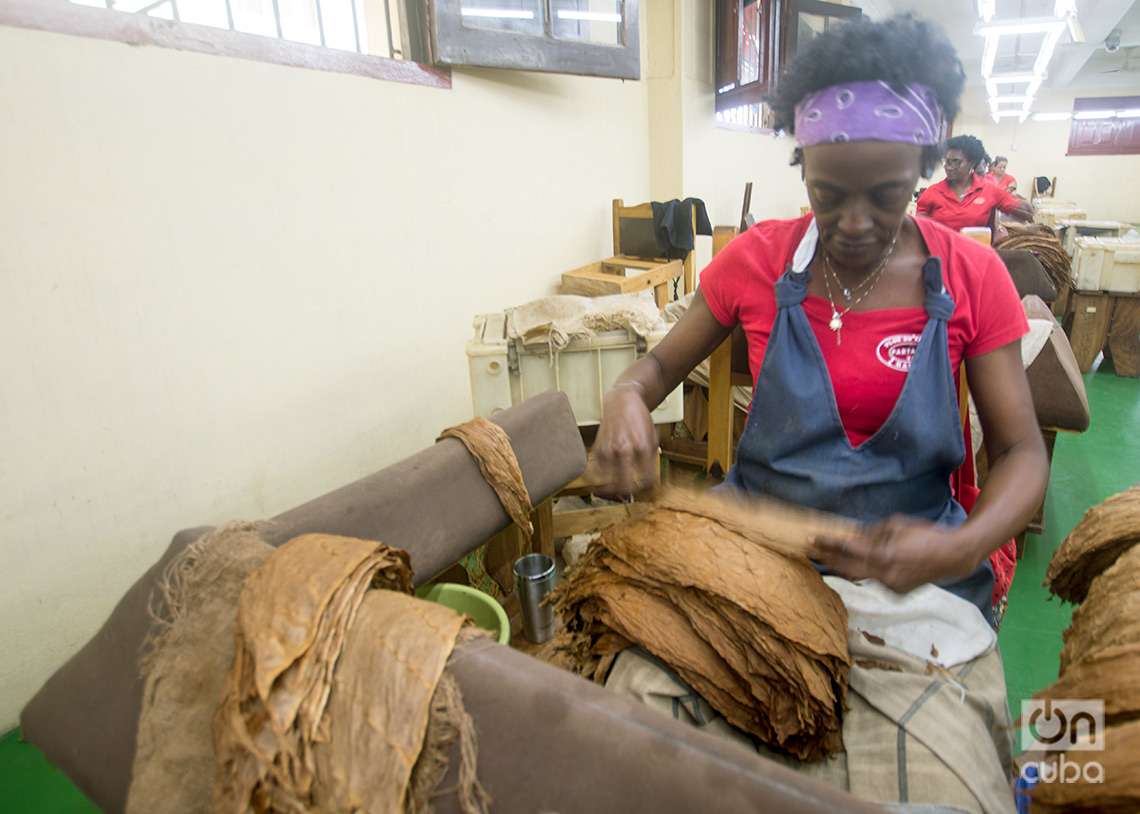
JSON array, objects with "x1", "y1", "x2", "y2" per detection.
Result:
[
  {"x1": 829, "y1": 312, "x2": 843, "y2": 331},
  {"x1": 842, "y1": 287, "x2": 852, "y2": 301}
]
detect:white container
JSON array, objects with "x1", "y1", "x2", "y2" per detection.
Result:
[
  {"x1": 467, "y1": 311, "x2": 683, "y2": 426},
  {"x1": 1072, "y1": 237, "x2": 1140, "y2": 293},
  {"x1": 1034, "y1": 206, "x2": 1086, "y2": 228},
  {"x1": 1060, "y1": 220, "x2": 1131, "y2": 256}
]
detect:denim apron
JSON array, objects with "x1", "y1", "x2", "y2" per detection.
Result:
[{"x1": 722, "y1": 230, "x2": 995, "y2": 624}]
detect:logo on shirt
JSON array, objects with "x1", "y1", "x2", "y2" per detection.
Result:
[
  {"x1": 973, "y1": 196, "x2": 988, "y2": 206},
  {"x1": 876, "y1": 334, "x2": 922, "y2": 372}
]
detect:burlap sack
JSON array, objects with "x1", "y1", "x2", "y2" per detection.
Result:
[
  {"x1": 605, "y1": 630, "x2": 1016, "y2": 814},
  {"x1": 212, "y1": 533, "x2": 489, "y2": 813},
  {"x1": 126, "y1": 530, "x2": 489, "y2": 814},
  {"x1": 126, "y1": 524, "x2": 274, "y2": 814}
]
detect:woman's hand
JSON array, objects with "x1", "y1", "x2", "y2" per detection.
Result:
[
  {"x1": 589, "y1": 384, "x2": 660, "y2": 499},
  {"x1": 812, "y1": 515, "x2": 980, "y2": 593}
]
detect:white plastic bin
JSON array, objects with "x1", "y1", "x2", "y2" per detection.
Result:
[
  {"x1": 467, "y1": 311, "x2": 683, "y2": 426},
  {"x1": 1072, "y1": 237, "x2": 1140, "y2": 293}
]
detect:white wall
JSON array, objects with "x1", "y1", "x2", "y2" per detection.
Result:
[{"x1": 0, "y1": 24, "x2": 651, "y2": 727}]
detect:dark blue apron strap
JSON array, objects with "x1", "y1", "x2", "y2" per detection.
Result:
[
  {"x1": 922, "y1": 257, "x2": 955, "y2": 321},
  {"x1": 775, "y1": 264, "x2": 810, "y2": 308}
]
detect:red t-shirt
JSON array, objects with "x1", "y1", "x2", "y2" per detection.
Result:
[
  {"x1": 985, "y1": 172, "x2": 1017, "y2": 192},
  {"x1": 700, "y1": 215, "x2": 1028, "y2": 446},
  {"x1": 916, "y1": 174, "x2": 1022, "y2": 230}
]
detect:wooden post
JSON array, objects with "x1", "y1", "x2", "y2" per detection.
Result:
[
  {"x1": 1067, "y1": 292, "x2": 1115, "y2": 372},
  {"x1": 706, "y1": 225, "x2": 739, "y2": 476},
  {"x1": 532, "y1": 497, "x2": 555, "y2": 560},
  {"x1": 1108, "y1": 296, "x2": 1140, "y2": 377},
  {"x1": 612, "y1": 198, "x2": 623, "y2": 256}
]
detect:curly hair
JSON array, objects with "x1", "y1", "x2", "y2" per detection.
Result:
[
  {"x1": 768, "y1": 14, "x2": 965, "y2": 177},
  {"x1": 946, "y1": 135, "x2": 987, "y2": 169}
]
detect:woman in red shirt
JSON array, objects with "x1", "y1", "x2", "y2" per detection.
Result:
[
  {"x1": 986, "y1": 155, "x2": 1017, "y2": 192},
  {"x1": 589, "y1": 15, "x2": 1047, "y2": 627},
  {"x1": 917, "y1": 136, "x2": 1032, "y2": 230}
]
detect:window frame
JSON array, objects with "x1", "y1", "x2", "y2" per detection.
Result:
[
  {"x1": 781, "y1": 0, "x2": 860, "y2": 65},
  {"x1": 0, "y1": 0, "x2": 451, "y2": 88},
  {"x1": 427, "y1": 0, "x2": 641, "y2": 79},
  {"x1": 715, "y1": 0, "x2": 780, "y2": 113},
  {"x1": 714, "y1": 0, "x2": 860, "y2": 115}
]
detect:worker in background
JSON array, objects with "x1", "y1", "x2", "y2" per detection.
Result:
[
  {"x1": 590, "y1": 14, "x2": 1047, "y2": 628},
  {"x1": 916, "y1": 135, "x2": 1033, "y2": 230},
  {"x1": 986, "y1": 155, "x2": 1017, "y2": 192}
]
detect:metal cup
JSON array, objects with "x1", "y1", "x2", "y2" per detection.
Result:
[{"x1": 513, "y1": 552, "x2": 557, "y2": 643}]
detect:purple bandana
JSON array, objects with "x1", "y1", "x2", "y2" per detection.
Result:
[{"x1": 794, "y1": 81, "x2": 945, "y2": 147}]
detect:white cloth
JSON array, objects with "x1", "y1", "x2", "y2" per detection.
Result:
[
  {"x1": 824, "y1": 577, "x2": 996, "y2": 668},
  {"x1": 1021, "y1": 318, "x2": 1054, "y2": 368}
]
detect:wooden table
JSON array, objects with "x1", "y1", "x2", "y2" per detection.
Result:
[
  {"x1": 1063, "y1": 290, "x2": 1140, "y2": 377},
  {"x1": 561, "y1": 256, "x2": 684, "y2": 309}
]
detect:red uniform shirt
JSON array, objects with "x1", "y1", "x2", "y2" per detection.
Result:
[
  {"x1": 700, "y1": 215, "x2": 1028, "y2": 446},
  {"x1": 916, "y1": 174, "x2": 1022, "y2": 230},
  {"x1": 985, "y1": 172, "x2": 1017, "y2": 192}
]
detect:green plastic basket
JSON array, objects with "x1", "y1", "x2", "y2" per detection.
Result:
[{"x1": 416, "y1": 582, "x2": 510, "y2": 645}]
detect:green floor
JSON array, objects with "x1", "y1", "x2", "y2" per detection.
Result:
[
  {"x1": 1, "y1": 366, "x2": 1137, "y2": 811},
  {"x1": 997, "y1": 361, "x2": 1140, "y2": 720}
]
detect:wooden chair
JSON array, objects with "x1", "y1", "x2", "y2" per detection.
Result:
[
  {"x1": 706, "y1": 226, "x2": 751, "y2": 475},
  {"x1": 560, "y1": 199, "x2": 696, "y2": 309}
]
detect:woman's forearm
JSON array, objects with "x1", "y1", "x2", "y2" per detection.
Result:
[
  {"x1": 956, "y1": 435, "x2": 1048, "y2": 569},
  {"x1": 611, "y1": 353, "x2": 671, "y2": 412}
]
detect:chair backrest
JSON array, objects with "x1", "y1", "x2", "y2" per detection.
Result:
[
  {"x1": 612, "y1": 199, "x2": 660, "y2": 260},
  {"x1": 712, "y1": 226, "x2": 753, "y2": 378},
  {"x1": 613, "y1": 198, "x2": 697, "y2": 295}
]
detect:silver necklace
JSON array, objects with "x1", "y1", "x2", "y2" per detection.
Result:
[{"x1": 822, "y1": 235, "x2": 898, "y2": 344}]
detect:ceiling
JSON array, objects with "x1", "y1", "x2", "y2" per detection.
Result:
[{"x1": 871, "y1": 0, "x2": 1140, "y2": 118}]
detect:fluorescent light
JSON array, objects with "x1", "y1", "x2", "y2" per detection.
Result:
[
  {"x1": 986, "y1": 72, "x2": 1037, "y2": 96},
  {"x1": 460, "y1": 7, "x2": 535, "y2": 18},
  {"x1": 1118, "y1": 108, "x2": 1140, "y2": 118},
  {"x1": 1074, "y1": 110, "x2": 1115, "y2": 120},
  {"x1": 1054, "y1": 0, "x2": 1076, "y2": 15},
  {"x1": 993, "y1": 110, "x2": 1027, "y2": 118},
  {"x1": 992, "y1": 95, "x2": 1031, "y2": 105},
  {"x1": 1026, "y1": 75, "x2": 1043, "y2": 98},
  {"x1": 981, "y1": 34, "x2": 999, "y2": 78},
  {"x1": 1033, "y1": 111, "x2": 1072, "y2": 121},
  {"x1": 978, "y1": 0, "x2": 995, "y2": 21},
  {"x1": 976, "y1": 17, "x2": 1065, "y2": 36},
  {"x1": 556, "y1": 9, "x2": 621, "y2": 22},
  {"x1": 1034, "y1": 25, "x2": 1065, "y2": 76}
]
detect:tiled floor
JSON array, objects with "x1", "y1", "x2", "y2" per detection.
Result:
[{"x1": 2, "y1": 366, "x2": 1136, "y2": 810}]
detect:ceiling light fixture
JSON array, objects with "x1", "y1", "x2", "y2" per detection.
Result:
[
  {"x1": 1073, "y1": 110, "x2": 1115, "y2": 120},
  {"x1": 985, "y1": 72, "x2": 1037, "y2": 97},
  {"x1": 975, "y1": 17, "x2": 1066, "y2": 37},
  {"x1": 556, "y1": 9, "x2": 621, "y2": 22},
  {"x1": 1034, "y1": 26, "x2": 1066, "y2": 76},
  {"x1": 978, "y1": 0, "x2": 996, "y2": 22},
  {"x1": 981, "y1": 34, "x2": 999, "y2": 78},
  {"x1": 1032, "y1": 111, "x2": 1072, "y2": 121},
  {"x1": 459, "y1": 7, "x2": 535, "y2": 18}
]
